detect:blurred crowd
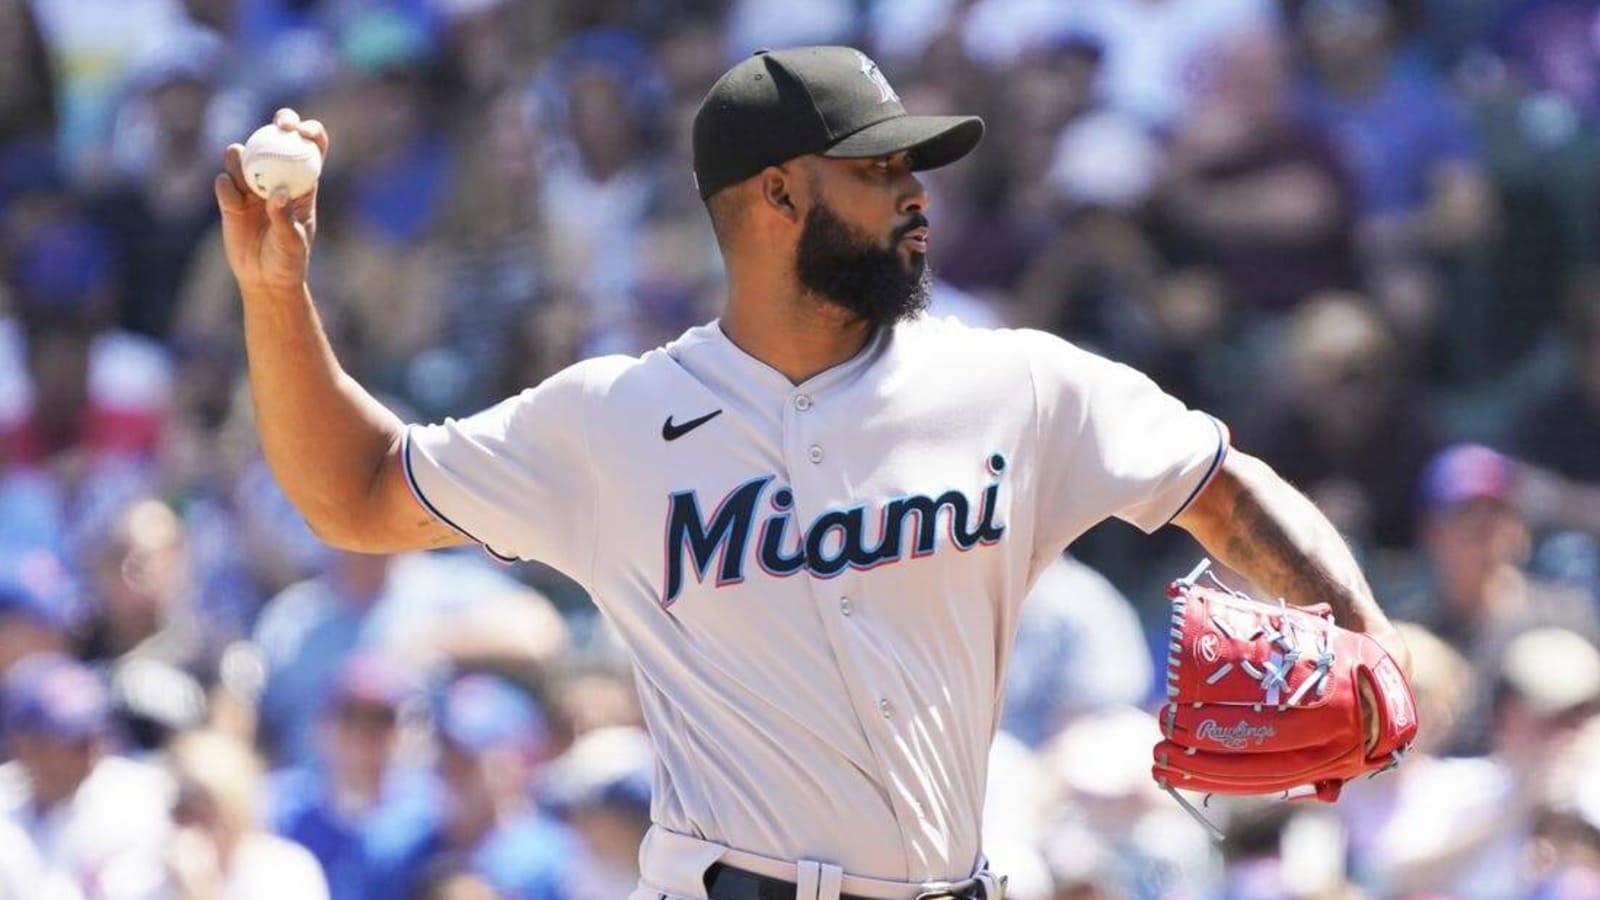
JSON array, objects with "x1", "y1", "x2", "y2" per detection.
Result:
[{"x1": 1, "y1": 0, "x2": 1599, "y2": 898}]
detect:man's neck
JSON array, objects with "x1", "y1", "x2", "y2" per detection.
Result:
[
  {"x1": 720, "y1": 288, "x2": 876, "y2": 385},
  {"x1": 331, "y1": 770, "x2": 384, "y2": 818}
]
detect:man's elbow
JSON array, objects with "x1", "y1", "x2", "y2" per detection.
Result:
[{"x1": 299, "y1": 501, "x2": 396, "y2": 555}]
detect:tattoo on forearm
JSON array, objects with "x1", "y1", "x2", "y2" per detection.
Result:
[{"x1": 1222, "y1": 480, "x2": 1370, "y2": 630}]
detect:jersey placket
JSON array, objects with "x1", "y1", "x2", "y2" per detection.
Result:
[{"x1": 780, "y1": 381, "x2": 921, "y2": 874}]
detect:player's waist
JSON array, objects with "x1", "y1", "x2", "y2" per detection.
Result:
[{"x1": 638, "y1": 826, "x2": 1004, "y2": 900}]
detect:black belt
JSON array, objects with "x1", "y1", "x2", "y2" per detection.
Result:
[{"x1": 703, "y1": 863, "x2": 984, "y2": 900}]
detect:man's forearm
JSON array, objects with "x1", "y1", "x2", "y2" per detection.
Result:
[
  {"x1": 1178, "y1": 452, "x2": 1395, "y2": 639},
  {"x1": 240, "y1": 283, "x2": 403, "y2": 538}
]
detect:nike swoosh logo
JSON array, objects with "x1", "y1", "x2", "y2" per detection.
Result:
[{"x1": 662, "y1": 409, "x2": 723, "y2": 441}]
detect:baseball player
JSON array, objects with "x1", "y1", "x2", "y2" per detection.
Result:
[{"x1": 214, "y1": 47, "x2": 1411, "y2": 900}]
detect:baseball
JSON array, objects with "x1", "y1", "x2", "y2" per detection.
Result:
[{"x1": 241, "y1": 123, "x2": 322, "y2": 200}]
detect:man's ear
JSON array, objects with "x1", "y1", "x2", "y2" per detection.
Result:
[{"x1": 760, "y1": 165, "x2": 802, "y2": 223}]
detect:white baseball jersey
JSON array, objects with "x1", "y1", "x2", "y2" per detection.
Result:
[{"x1": 403, "y1": 315, "x2": 1227, "y2": 885}]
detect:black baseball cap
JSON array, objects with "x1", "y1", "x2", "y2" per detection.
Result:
[{"x1": 692, "y1": 46, "x2": 985, "y2": 200}]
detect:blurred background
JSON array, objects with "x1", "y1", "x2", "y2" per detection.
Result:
[{"x1": 0, "y1": 0, "x2": 1598, "y2": 897}]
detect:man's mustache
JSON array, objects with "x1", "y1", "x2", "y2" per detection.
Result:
[{"x1": 894, "y1": 214, "x2": 930, "y2": 242}]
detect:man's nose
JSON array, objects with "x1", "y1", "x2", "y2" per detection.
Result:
[{"x1": 899, "y1": 171, "x2": 929, "y2": 215}]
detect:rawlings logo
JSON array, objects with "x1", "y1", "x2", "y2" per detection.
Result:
[
  {"x1": 1196, "y1": 719, "x2": 1275, "y2": 750},
  {"x1": 1374, "y1": 657, "x2": 1413, "y2": 730},
  {"x1": 1197, "y1": 633, "x2": 1220, "y2": 664}
]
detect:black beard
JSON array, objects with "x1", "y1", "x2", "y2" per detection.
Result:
[{"x1": 794, "y1": 199, "x2": 931, "y2": 327}]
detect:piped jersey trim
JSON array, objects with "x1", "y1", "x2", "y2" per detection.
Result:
[
  {"x1": 401, "y1": 426, "x2": 520, "y2": 563},
  {"x1": 1163, "y1": 415, "x2": 1231, "y2": 528}
]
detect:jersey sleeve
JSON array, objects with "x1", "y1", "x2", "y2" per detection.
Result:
[
  {"x1": 1021, "y1": 329, "x2": 1229, "y2": 553},
  {"x1": 402, "y1": 362, "x2": 596, "y2": 579}
]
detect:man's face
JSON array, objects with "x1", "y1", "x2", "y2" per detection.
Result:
[
  {"x1": 9, "y1": 732, "x2": 95, "y2": 806},
  {"x1": 328, "y1": 700, "x2": 399, "y2": 780},
  {"x1": 1426, "y1": 498, "x2": 1529, "y2": 607},
  {"x1": 794, "y1": 153, "x2": 932, "y2": 327}
]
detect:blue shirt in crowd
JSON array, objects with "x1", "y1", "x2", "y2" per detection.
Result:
[
  {"x1": 268, "y1": 765, "x2": 444, "y2": 900},
  {"x1": 1299, "y1": 53, "x2": 1481, "y2": 216},
  {"x1": 394, "y1": 810, "x2": 578, "y2": 900}
]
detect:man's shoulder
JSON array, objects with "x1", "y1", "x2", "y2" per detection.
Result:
[
  {"x1": 892, "y1": 317, "x2": 1106, "y2": 381},
  {"x1": 541, "y1": 325, "x2": 724, "y2": 396},
  {"x1": 534, "y1": 326, "x2": 729, "y2": 410},
  {"x1": 891, "y1": 315, "x2": 1058, "y2": 358},
  {"x1": 540, "y1": 353, "x2": 650, "y2": 395},
  {"x1": 80, "y1": 755, "x2": 174, "y2": 810}
]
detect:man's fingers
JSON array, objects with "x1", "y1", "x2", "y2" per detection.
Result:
[
  {"x1": 214, "y1": 173, "x2": 247, "y2": 214},
  {"x1": 289, "y1": 187, "x2": 318, "y2": 243},
  {"x1": 274, "y1": 107, "x2": 301, "y2": 130},
  {"x1": 223, "y1": 144, "x2": 253, "y2": 199},
  {"x1": 295, "y1": 119, "x2": 330, "y2": 160},
  {"x1": 265, "y1": 189, "x2": 304, "y2": 251}
]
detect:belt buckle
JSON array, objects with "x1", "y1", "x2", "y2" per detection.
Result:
[{"x1": 914, "y1": 873, "x2": 1006, "y2": 900}]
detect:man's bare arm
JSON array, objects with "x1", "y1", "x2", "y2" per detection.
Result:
[
  {"x1": 239, "y1": 284, "x2": 463, "y2": 553},
  {"x1": 1174, "y1": 450, "x2": 1409, "y2": 673},
  {"x1": 216, "y1": 109, "x2": 463, "y2": 554}
]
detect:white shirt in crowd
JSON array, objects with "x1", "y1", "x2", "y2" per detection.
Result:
[{"x1": 0, "y1": 756, "x2": 173, "y2": 900}]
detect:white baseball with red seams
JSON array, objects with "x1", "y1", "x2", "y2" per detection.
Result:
[{"x1": 241, "y1": 124, "x2": 322, "y2": 200}]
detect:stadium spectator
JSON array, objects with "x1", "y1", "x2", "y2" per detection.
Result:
[
  {"x1": 1410, "y1": 444, "x2": 1599, "y2": 754},
  {"x1": 1153, "y1": 27, "x2": 1358, "y2": 314},
  {"x1": 308, "y1": 11, "x2": 453, "y2": 387},
  {"x1": 1515, "y1": 272, "x2": 1600, "y2": 482},
  {"x1": 254, "y1": 548, "x2": 559, "y2": 766},
  {"x1": 1241, "y1": 291, "x2": 1438, "y2": 550},
  {"x1": 391, "y1": 673, "x2": 575, "y2": 900},
  {"x1": 1036, "y1": 707, "x2": 1214, "y2": 898},
  {"x1": 268, "y1": 653, "x2": 439, "y2": 900},
  {"x1": 80, "y1": 497, "x2": 264, "y2": 751},
  {"x1": 1041, "y1": 34, "x2": 1159, "y2": 218},
  {"x1": 0, "y1": 549, "x2": 79, "y2": 677},
  {"x1": 545, "y1": 725, "x2": 653, "y2": 900},
  {"x1": 162, "y1": 729, "x2": 329, "y2": 900},
  {"x1": 2, "y1": 215, "x2": 168, "y2": 467},
  {"x1": 1001, "y1": 555, "x2": 1153, "y2": 749},
  {"x1": 25, "y1": 0, "x2": 188, "y2": 184},
  {"x1": 1292, "y1": 0, "x2": 1494, "y2": 247},
  {"x1": 1344, "y1": 626, "x2": 1600, "y2": 898},
  {"x1": 93, "y1": 26, "x2": 239, "y2": 340},
  {"x1": 1338, "y1": 622, "x2": 1494, "y2": 895},
  {"x1": 0, "y1": 653, "x2": 173, "y2": 899},
  {"x1": 422, "y1": 84, "x2": 553, "y2": 416},
  {"x1": 1290, "y1": 0, "x2": 1496, "y2": 352},
  {"x1": 0, "y1": 0, "x2": 56, "y2": 218},
  {"x1": 534, "y1": 29, "x2": 670, "y2": 353}
]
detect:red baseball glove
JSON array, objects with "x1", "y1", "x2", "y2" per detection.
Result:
[{"x1": 1151, "y1": 560, "x2": 1417, "y2": 828}]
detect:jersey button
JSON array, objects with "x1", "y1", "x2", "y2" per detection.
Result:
[
  {"x1": 879, "y1": 698, "x2": 893, "y2": 718},
  {"x1": 808, "y1": 445, "x2": 824, "y2": 463},
  {"x1": 839, "y1": 596, "x2": 852, "y2": 616},
  {"x1": 794, "y1": 394, "x2": 812, "y2": 411}
]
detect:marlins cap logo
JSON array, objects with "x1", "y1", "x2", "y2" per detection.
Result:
[{"x1": 855, "y1": 50, "x2": 899, "y2": 104}]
